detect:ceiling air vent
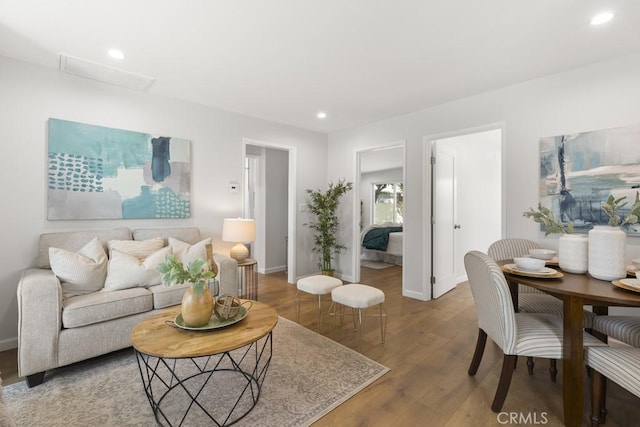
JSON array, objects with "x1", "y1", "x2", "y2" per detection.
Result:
[{"x1": 59, "y1": 54, "x2": 155, "y2": 91}]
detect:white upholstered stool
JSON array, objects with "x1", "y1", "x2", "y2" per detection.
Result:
[
  {"x1": 296, "y1": 275, "x2": 343, "y2": 331},
  {"x1": 329, "y1": 283, "x2": 387, "y2": 345}
]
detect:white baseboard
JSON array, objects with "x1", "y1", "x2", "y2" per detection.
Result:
[
  {"x1": 0, "y1": 336, "x2": 17, "y2": 351},
  {"x1": 262, "y1": 265, "x2": 286, "y2": 274}
]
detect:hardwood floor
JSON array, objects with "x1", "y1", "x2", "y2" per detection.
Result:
[{"x1": 2, "y1": 266, "x2": 640, "y2": 426}]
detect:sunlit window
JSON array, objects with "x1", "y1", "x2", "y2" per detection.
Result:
[{"x1": 373, "y1": 183, "x2": 403, "y2": 224}]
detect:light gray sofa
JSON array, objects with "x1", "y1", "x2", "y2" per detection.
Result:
[{"x1": 17, "y1": 227, "x2": 238, "y2": 387}]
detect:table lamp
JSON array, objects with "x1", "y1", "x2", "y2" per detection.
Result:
[{"x1": 222, "y1": 218, "x2": 256, "y2": 263}]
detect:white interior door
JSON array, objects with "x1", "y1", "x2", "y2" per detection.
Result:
[{"x1": 432, "y1": 143, "x2": 458, "y2": 298}]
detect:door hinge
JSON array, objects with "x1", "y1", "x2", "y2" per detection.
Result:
[
  {"x1": 430, "y1": 156, "x2": 436, "y2": 165},
  {"x1": 430, "y1": 276, "x2": 436, "y2": 285}
]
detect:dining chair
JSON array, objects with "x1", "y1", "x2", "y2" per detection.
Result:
[
  {"x1": 586, "y1": 346, "x2": 640, "y2": 426},
  {"x1": 487, "y1": 238, "x2": 596, "y2": 380},
  {"x1": 592, "y1": 315, "x2": 640, "y2": 347},
  {"x1": 464, "y1": 250, "x2": 606, "y2": 412}
]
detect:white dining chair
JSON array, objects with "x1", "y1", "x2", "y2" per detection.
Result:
[
  {"x1": 464, "y1": 250, "x2": 606, "y2": 412},
  {"x1": 487, "y1": 238, "x2": 597, "y2": 380},
  {"x1": 586, "y1": 346, "x2": 640, "y2": 426},
  {"x1": 592, "y1": 315, "x2": 640, "y2": 347}
]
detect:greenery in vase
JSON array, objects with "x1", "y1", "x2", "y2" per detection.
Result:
[
  {"x1": 305, "y1": 179, "x2": 353, "y2": 272},
  {"x1": 523, "y1": 203, "x2": 574, "y2": 235},
  {"x1": 157, "y1": 255, "x2": 215, "y2": 296},
  {"x1": 601, "y1": 192, "x2": 640, "y2": 227}
]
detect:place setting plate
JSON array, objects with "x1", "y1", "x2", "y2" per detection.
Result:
[
  {"x1": 501, "y1": 264, "x2": 564, "y2": 279},
  {"x1": 612, "y1": 278, "x2": 640, "y2": 294},
  {"x1": 173, "y1": 306, "x2": 249, "y2": 331}
]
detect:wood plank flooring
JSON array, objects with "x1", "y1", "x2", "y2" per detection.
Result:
[{"x1": 2, "y1": 266, "x2": 640, "y2": 426}]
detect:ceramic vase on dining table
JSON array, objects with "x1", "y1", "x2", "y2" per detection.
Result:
[
  {"x1": 558, "y1": 234, "x2": 588, "y2": 274},
  {"x1": 588, "y1": 225, "x2": 626, "y2": 281}
]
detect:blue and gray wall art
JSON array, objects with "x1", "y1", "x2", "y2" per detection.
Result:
[
  {"x1": 539, "y1": 125, "x2": 640, "y2": 235},
  {"x1": 48, "y1": 118, "x2": 191, "y2": 220}
]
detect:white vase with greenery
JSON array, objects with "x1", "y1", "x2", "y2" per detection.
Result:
[{"x1": 588, "y1": 194, "x2": 640, "y2": 281}]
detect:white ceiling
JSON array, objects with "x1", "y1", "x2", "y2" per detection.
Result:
[{"x1": 1, "y1": 0, "x2": 640, "y2": 134}]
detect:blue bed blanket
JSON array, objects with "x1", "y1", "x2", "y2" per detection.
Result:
[{"x1": 362, "y1": 226, "x2": 403, "y2": 251}]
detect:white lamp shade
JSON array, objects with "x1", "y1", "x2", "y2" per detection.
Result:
[{"x1": 222, "y1": 218, "x2": 256, "y2": 243}]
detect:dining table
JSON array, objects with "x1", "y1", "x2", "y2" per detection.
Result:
[{"x1": 499, "y1": 260, "x2": 640, "y2": 427}]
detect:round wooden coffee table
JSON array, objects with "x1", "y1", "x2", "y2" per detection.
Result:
[{"x1": 130, "y1": 300, "x2": 278, "y2": 426}]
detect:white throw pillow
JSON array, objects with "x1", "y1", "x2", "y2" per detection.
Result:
[
  {"x1": 169, "y1": 237, "x2": 212, "y2": 265},
  {"x1": 103, "y1": 246, "x2": 172, "y2": 291},
  {"x1": 49, "y1": 237, "x2": 108, "y2": 296},
  {"x1": 107, "y1": 237, "x2": 164, "y2": 261}
]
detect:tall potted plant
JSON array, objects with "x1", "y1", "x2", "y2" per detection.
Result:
[{"x1": 305, "y1": 179, "x2": 353, "y2": 275}]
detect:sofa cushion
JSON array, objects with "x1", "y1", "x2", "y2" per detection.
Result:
[
  {"x1": 148, "y1": 282, "x2": 191, "y2": 309},
  {"x1": 49, "y1": 237, "x2": 108, "y2": 297},
  {"x1": 62, "y1": 288, "x2": 153, "y2": 328},
  {"x1": 103, "y1": 246, "x2": 172, "y2": 291},
  {"x1": 133, "y1": 227, "x2": 201, "y2": 245},
  {"x1": 37, "y1": 228, "x2": 131, "y2": 269},
  {"x1": 107, "y1": 237, "x2": 164, "y2": 261},
  {"x1": 169, "y1": 237, "x2": 212, "y2": 265}
]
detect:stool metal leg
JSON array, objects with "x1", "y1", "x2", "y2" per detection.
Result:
[
  {"x1": 295, "y1": 290, "x2": 302, "y2": 323},
  {"x1": 379, "y1": 303, "x2": 387, "y2": 343},
  {"x1": 316, "y1": 294, "x2": 323, "y2": 332}
]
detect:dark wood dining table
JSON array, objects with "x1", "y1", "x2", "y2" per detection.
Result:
[{"x1": 499, "y1": 260, "x2": 640, "y2": 427}]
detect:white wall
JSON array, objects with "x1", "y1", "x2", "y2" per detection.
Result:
[
  {"x1": 328, "y1": 52, "x2": 640, "y2": 300},
  {"x1": 264, "y1": 148, "x2": 288, "y2": 272},
  {"x1": 0, "y1": 56, "x2": 327, "y2": 349}
]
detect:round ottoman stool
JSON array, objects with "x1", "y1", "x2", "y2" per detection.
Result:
[
  {"x1": 329, "y1": 284, "x2": 387, "y2": 346},
  {"x1": 296, "y1": 275, "x2": 343, "y2": 331}
]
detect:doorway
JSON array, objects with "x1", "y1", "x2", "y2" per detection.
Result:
[
  {"x1": 242, "y1": 139, "x2": 297, "y2": 283},
  {"x1": 429, "y1": 127, "x2": 503, "y2": 298},
  {"x1": 353, "y1": 142, "x2": 406, "y2": 292}
]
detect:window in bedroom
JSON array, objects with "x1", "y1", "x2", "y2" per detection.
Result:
[{"x1": 373, "y1": 183, "x2": 403, "y2": 224}]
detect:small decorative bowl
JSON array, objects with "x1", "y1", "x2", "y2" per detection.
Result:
[
  {"x1": 514, "y1": 257, "x2": 546, "y2": 272},
  {"x1": 529, "y1": 249, "x2": 557, "y2": 260},
  {"x1": 214, "y1": 294, "x2": 242, "y2": 320}
]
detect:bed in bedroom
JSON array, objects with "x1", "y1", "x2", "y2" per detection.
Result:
[{"x1": 360, "y1": 222, "x2": 403, "y2": 265}]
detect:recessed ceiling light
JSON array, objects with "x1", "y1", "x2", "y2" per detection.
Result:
[
  {"x1": 317, "y1": 112, "x2": 327, "y2": 119},
  {"x1": 591, "y1": 12, "x2": 614, "y2": 25},
  {"x1": 108, "y1": 49, "x2": 125, "y2": 60}
]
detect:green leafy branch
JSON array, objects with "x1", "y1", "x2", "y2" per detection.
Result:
[
  {"x1": 523, "y1": 203, "x2": 573, "y2": 235},
  {"x1": 601, "y1": 192, "x2": 640, "y2": 227},
  {"x1": 157, "y1": 255, "x2": 215, "y2": 296}
]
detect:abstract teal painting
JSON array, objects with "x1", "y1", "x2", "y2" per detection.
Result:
[
  {"x1": 539, "y1": 124, "x2": 640, "y2": 235},
  {"x1": 48, "y1": 118, "x2": 190, "y2": 219}
]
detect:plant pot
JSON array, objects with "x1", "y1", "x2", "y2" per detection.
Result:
[
  {"x1": 321, "y1": 269, "x2": 334, "y2": 277},
  {"x1": 181, "y1": 286, "x2": 214, "y2": 327},
  {"x1": 588, "y1": 225, "x2": 626, "y2": 281},
  {"x1": 558, "y1": 234, "x2": 588, "y2": 274}
]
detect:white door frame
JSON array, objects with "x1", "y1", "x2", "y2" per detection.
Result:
[
  {"x1": 423, "y1": 122, "x2": 506, "y2": 299},
  {"x1": 242, "y1": 138, "x2": 297, "y2": 284},
  {"x1": 352, "y1": 141, "x2": 406, "y2": 292}
]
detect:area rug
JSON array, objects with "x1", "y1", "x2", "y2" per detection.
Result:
[
  {"x1": 361, "y1": 261, "x2": 395, "y2": 269},
  {"x1": 3, "y1": 317, "x2": 388, "y2": 427}
]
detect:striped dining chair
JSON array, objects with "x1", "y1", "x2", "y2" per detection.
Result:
[
  {"x1": 586, "y1": 346, "x2": 640, "y2": 426},
  {"x1": 487, "y1": 238, "x2": 596, "y2": 380},
  {"x1": 464, "y1": 251, "x2": 606, "y2": 412}
]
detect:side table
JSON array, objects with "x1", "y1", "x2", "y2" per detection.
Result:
[{"x1": 238, "y1": 258, "x2": 258, "y2": 300}]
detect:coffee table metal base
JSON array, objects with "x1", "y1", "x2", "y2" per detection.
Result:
[{"x1": 134, "y1": 332, "x2": 272, "y2": 426}]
